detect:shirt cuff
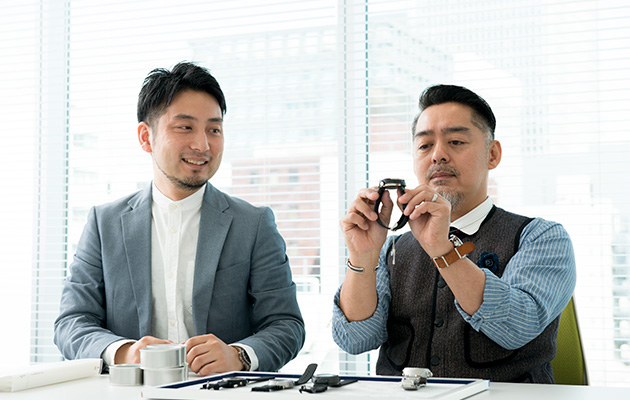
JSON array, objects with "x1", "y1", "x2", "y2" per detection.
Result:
[
  {"x1": 102, "y1": 339, "x2": 136, "y2": 366},
  {"x1": 456, "y1": 269, "x2": 510, "y2": 330},
  {"x1": 331, "y1": 289, "x2": 388, "y2": 354},
  {"x1": 231, "y1": 342, "x2": 258, "y2": 371}
]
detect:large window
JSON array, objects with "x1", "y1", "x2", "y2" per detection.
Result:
[{"x1": 1, "y1": 0, "x2": 629, "y2": 386}]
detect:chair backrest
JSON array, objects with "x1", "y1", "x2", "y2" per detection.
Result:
[{"x1": 551, "y1": 296, "x2": 588, "y2": 385}]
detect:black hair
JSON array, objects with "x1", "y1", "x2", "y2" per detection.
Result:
[
  {"x1": 137, "y1": 61, "x2": 226, "y2": 126},
  {"x1": 412, "y1": 84, "x2": 496, "y2": 142}
]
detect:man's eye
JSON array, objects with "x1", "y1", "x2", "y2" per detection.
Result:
[
  {"x1": 450, "y1": 140, "x2": 464, "y2": 145},
  {"x1": 418, "y1": 144, "x2": 431, "y2": 151}
]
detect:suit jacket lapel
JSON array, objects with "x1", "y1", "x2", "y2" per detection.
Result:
[
  {"x1": 193, "y1": 183, "x2": 232, "y2": 335},
  {"x1": 121, "y1": 184, "x2": 153, "y2": 337}
]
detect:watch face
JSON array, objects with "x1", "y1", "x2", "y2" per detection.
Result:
[
  {"x1": 449, "y1": 234, "x2": 464, "y2": 247},
  {"x1": 313, "y1": 374, "x2": 341, "y2": 386}
]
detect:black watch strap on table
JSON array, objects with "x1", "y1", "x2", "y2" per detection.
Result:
[
  {"x1": 295, "y1": 363, "x2": 318, "y2": 385},
  {"x1": 251, "y1": 363, "x2": 318, "y2": 392}
]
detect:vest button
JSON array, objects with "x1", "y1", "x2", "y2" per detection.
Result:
[
  {"x1": 434, "y1": 316, "x2": 444, "y2": 327},
  {"x1": 437, "y1": 279, "x2": 446, "y2": 288},
  {"x1": 430, "y1": 356, "x2": 440, "y2": 366}
]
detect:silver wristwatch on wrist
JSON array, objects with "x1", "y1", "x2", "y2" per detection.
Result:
[{"x1": 232, "y1": 345, "x2": 251, "y2": 371}]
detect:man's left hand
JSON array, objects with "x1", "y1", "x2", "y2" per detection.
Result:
[
  {"x1": 185, "y1": 334, "x2": 243, "y2": 375},
  {"x1": 398, "y1": 185, "x2": 452, "y2": 257}
]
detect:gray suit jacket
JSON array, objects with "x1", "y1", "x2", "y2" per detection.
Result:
[{"x1": 54, "y1": 182, "x2": 305, "y2": 371}]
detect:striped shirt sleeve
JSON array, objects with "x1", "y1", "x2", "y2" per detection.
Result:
[
  {"x1": 456, "y1": 218, "x2": 576, "y2": 349},
  {"x1": 331, "y1": 236, "x2": 395, "y2": 354}
]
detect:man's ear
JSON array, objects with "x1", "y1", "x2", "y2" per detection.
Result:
[
  {"x1": 138, "y1": 122, "x2": 152, "y2": 153},
  {"x1": 488, "y1": 140, "x2": 502, "y2": 170}
]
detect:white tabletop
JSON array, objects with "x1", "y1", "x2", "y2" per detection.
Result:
[{"x1": 2, "y1": 374, "x2": 629, "y2": 400}]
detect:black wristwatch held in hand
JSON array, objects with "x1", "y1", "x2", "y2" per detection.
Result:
[{"x1": 374, "y1": 178, "x2": 409, "y2": 231}]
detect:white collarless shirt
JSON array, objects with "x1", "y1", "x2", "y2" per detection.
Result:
[
  {"x1": 451, "y1": 196, "x2": 494, "y2": 235},
  {"x1": 102, "y1": 184, "x2": 259, "y2": 369},
  {"x1": 150, "y1": 184, "x2": 205, "y2": 342}
]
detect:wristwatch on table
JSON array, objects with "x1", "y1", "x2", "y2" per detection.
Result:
[{"x1": 431, "y1": 235, "x2": 475, "y2": 269}]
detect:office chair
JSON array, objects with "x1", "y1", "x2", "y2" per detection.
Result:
[{"x1": 551, "y1": 296, "x2": 588, "y2": 385}]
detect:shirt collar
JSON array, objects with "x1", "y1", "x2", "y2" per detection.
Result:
[
  {"x1": 451, "y1": 196, "x2": 494, "y2": 235},
  {"x1": 152, "y1": 183, "x2": 206, "y2": 212}
]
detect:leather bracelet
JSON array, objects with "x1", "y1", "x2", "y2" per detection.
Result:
[
  {"x1": 432, "y1": 236, "x2": 475, "y2": 269},
  {"x1": 346, "y1": 259, "x2": 379, "y2": 274}
]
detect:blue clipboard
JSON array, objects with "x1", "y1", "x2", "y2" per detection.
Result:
[{"x1": 141, "y1": 370, "x2": 489, "y2": 399}]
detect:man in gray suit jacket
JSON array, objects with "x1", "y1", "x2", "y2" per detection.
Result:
[{"x1": 54, "y1": 62, "x2": 305, "y2": 375}]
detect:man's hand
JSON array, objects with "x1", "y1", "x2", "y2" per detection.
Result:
[
  {"x1": 398, "y1": 185, "x2": 452, "y2": 257},
  {"x1": 399, "y1": 186, "x2": 486, "y2": 315},
  {"x1": 185, "y1": 334, "x2": 242, "y2": 376},
  {"x1": 114, "y1": 336, "x2": 173, "y2": 365},
  {"x1": 338, "y1": 187, "x2": 393, "y2": 321},
  {"x1": 340, "y1": 187, "x2": 392, "y2": 268}
]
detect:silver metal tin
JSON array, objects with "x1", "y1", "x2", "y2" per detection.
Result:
[
  {"x1": 142, "y1": 365, "x2": 188, "y2": 386},
  {"x1": 109, "y1": 364, "x2": 143, "y2": 386},
  {"x1": 140, "y1": 344, "x2": 186, "y2": 369}
]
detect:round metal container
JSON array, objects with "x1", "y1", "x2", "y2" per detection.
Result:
[
  {"x1": 142, "y1": 365, "x2": 188, "y2": 386},
  {"x1": 109, "y1": 364, "x2": 143, "y2": 386},
  {"x1": 140, "y1": 344, "x2": 186, "y2": 369}
]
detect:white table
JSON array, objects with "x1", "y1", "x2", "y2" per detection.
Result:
[{"x1": 2, "y1": 374, "x2": 629, "y2": 399}]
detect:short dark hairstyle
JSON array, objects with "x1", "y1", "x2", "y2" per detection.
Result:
[
  {"x1": 137, "y1": 61, "x2": 226, "y2": 126},
  {"x1": 412, "y1": 84, "x2": 496, "y2": 143}
]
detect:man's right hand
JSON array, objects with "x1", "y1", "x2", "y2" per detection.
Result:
[
  {"x1": 114, "y1": 336, "x2": 173, "y2": 365},
  {"x1": 338, "y1": 187, "x2": 392, "y2": 321},
  {"x1": 340, "y1": 187, "x2": 393, "y2": 268}
]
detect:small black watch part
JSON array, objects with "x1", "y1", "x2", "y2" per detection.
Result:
[
  {"x1": 313, "y1": 374, "x2": 340, "y2": 386},
  {"x1": 251, "y1": 363, "x2": 318, "y2": 392},
  {"x1": 200, "y1": 376, "x2": 272, "y2": 390},
  {"x1": 201, "y1": 377, "x2": 247, "y2": 390}
]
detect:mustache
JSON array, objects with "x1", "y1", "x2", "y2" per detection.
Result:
[{"x1": 425, "y1": 165, "x2": 460, "y2": 181}]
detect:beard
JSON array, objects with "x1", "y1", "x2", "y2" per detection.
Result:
[
  {"x1": 435, "y1": 185, "x2": 463, "y2": 210},
  {"x1": 426, "y1": 164, "x2": 464, "y2": 210},
  {"x1": 166, "y1": 174, "x2": 208, "y2": 191},
  {"x1": 155, "y1": 159, "x2": 210, "y2": 192}
]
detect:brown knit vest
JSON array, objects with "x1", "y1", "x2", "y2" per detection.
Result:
[{"x1": 376, "y1": 206, "x2": 559, "y2": 383}]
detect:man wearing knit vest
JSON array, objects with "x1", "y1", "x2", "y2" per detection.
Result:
[{"x1": 332, "y1": 85, "x2": 576, "y2": 383}]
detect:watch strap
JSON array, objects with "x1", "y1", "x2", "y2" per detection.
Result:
[
  {"x1": 295, "y1": 363, "x2": 318, "y2": 385},
  {"x1": 432, "y1": 241, "x2": 475, "y2": 269},
  {"x1": 232, "y1": 345, "x2": 251, "y2": 371}
]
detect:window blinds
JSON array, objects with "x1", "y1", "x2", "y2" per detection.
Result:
[{"x1": 0, "y1": 0, "x2": 629, "y2": 386}]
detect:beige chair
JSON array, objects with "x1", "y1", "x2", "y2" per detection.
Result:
[{"x1": 551, "y1": 296, "x2": 588, "y2": 385}]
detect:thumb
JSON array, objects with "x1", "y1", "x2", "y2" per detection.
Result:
[{"x1": 377, "y1": 190, "x2": 394, "y2": 225}]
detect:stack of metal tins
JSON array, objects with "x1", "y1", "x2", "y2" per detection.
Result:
[{"x1": 140, "y1": 344, "x2": 188, "y2": 386}]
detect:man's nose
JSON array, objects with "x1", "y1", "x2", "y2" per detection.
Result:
[
  {"x1": 190, "y1": 130, "x2": 210, "y2": 152},
  {"x1": 431, "y1": 140, "x2": 449, "y2": 164}
]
